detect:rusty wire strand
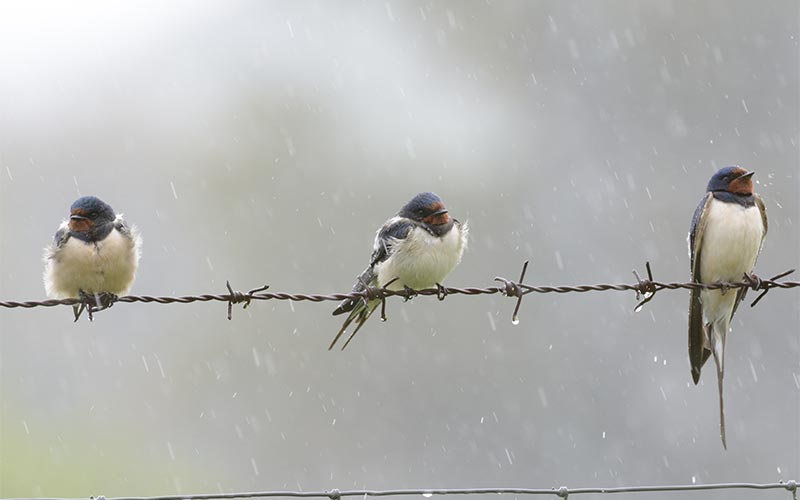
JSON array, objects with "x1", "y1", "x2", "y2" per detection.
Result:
[
  {"x1": 3, "y1": 480, "x2": 797, "y2": 500},
  {"x1": 0, "y1": 262, "x2": 797, "y2": 321}
]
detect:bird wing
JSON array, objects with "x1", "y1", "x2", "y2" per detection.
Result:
[
  {"x1": 53, "y1": 225, "x2": 71, "y2": 249},
  {"x1": 688, "y1": 192, "x2": 713, "y2": 384},
  {"x1": 328, "y1": 298, "x2": 381, "y2": 350},
  {"x1": 114, "y1": 218, "x2": 132, "y2": 237},
  {"x1": 755, "y1": 194, "x2": 768, "y2": 245},
  {"x1": 332, "y1": 218, "x2": 414, "y2": 316},
  {"x1": 329, "y1": 218, "x2": 415, "y2": 350},
  {"x1": 370, "y1": 217, "x2": 417, "y2": 268},
  {"x1": 113, "y1": 216, "x2": 142, "y2": 247},
  {"x1": 44, "y1": 224, "x2": 72, "y2": 263}
]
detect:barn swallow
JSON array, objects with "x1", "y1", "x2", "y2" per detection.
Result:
[
  {"x1": 44, "y1": 196, "x2": 141, "y2": 320},
  {"x1": 330, "y1": 192, "x2": 468, "y2": 350},
  {"x1": 688, "y1": 166, "x2": 768, "y2": 448}
]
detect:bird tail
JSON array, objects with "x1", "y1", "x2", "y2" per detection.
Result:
[
  {"x1": 708, "y1": 319, "x2": 729, "y2": 449},
  {"x1": 333, "y1": 266, "x2": 375, "y2": 316},
  {"x1": 332, "y1": 297, "x2": 358, "y2": 316},
  {"x1": 329, "y1": 298, "x2": 380, "y2": 350},
  {"x1": 688, "y1": 289, "x2": 712, "y2": 384}
]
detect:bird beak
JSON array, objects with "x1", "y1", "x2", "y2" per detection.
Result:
[
  {"x1": 70, "y1": 214, "x2": 88, "y2": 221},
  {"x1": 431, "y1": 208, "x2": 449, "y2": 216},
  {"x1": 737, "y1": 170, "x2": 755, "y2": 180}
]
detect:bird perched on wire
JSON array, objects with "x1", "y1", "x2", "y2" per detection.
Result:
[
  {"x1": 330, "y1": 192, "x2": 468, "y2": 350},
  {"x1": 688, "y1": 166, "x2": 768, "y2": 449},
  {"x1": 44, "y1": 196, "x2": 141, "y2": 321}
]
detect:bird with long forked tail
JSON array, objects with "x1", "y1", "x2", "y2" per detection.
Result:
[
  {"x1": 330, "y1": 192, "x2": 467, "y2": 350},
  {"x1": 688, "y1": 166, "x2": 767, "y2": 449}
]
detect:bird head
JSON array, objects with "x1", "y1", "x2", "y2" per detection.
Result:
[
  {"x1": 68, "y1": 196, "x2": 116, "y2": 234},
  {"x1": 707, "y1": 166, "x2": 755, "y2": 196},
  {"x1": 399, "y1": 192, "x2": 452, "y2": 226}
]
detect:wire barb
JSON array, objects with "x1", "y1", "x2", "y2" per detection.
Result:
[
  {"x1": 750, "y1": 268, "x2": 796, "y2": 308},
  {"x1": 370, "y1": 277, "x2": 400, "y2": 322},
  {"x1": 493, "y1": 260, "x2": 529, "y2": 324},
  {"x1": 225, "y1": 281, "x2": 270, "y2": 320},
  {"x1": 784, "y1": 480, "x2": 798, "y2": 500},
  {"x1": 632, "y1": 261, "x2": 657, "y2": 312}
]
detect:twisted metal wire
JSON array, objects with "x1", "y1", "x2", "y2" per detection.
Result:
[
  {"x1": 0, "y1": 262, "x2": 796, "y2": 321},
  {"x1": 3, "y1": 480, "x2": 797, "y2": 500}
]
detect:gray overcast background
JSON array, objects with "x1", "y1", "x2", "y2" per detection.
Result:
[{"x1": 1, "y1": 1, "x2": 798, "y2": 498}]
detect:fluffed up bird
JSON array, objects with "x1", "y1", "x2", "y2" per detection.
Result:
[
  {"x1": 688, "y1": 166, "x2": 768, "y2": 449},
  {"x1": 330, "y1": 192, "x2": 468, "y2": 350},
  {"x1": 44, "y1": 196, "x2": 141, "y2": 320}
]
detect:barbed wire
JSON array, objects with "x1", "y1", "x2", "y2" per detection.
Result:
[
  {"x1": 4, "y1": 480, "x2": 797, "y2": 500},
  {"x1": 0, "y1": 262, "x2": 797, "y2": 322}
]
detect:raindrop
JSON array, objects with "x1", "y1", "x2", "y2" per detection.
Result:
[
  {"x1": 511, "y1": 315, "x2": 520, "y2": 326},
  {"x1": 487, "y1": 311, "x2": 497, "y2": 331},
  {"x1": 554, "y1": 250, "x2": 564, "y2": 270},
  {"x1": 548, "y1": 15, "x2": 558, "y2": 33},
  {"x1": 155, "y1": 354, "x2": 166, "y2": 378},
  {"x1": 748, "y1": 358, "x2": 758, "y2": 383},
  {"x1": 537, "y1": 387, "x2": 548, "y2": 407},
  {"x1": 422, "y1": 493, "x2": 433, "y2": 498}
]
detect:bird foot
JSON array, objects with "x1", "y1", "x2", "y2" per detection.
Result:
[
  {"x1": 75, "y1": 290, "x2": 119, "y2": 321},
  {"x1": 401, "y1": 285, "x2": 418, "y2": 302}
]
